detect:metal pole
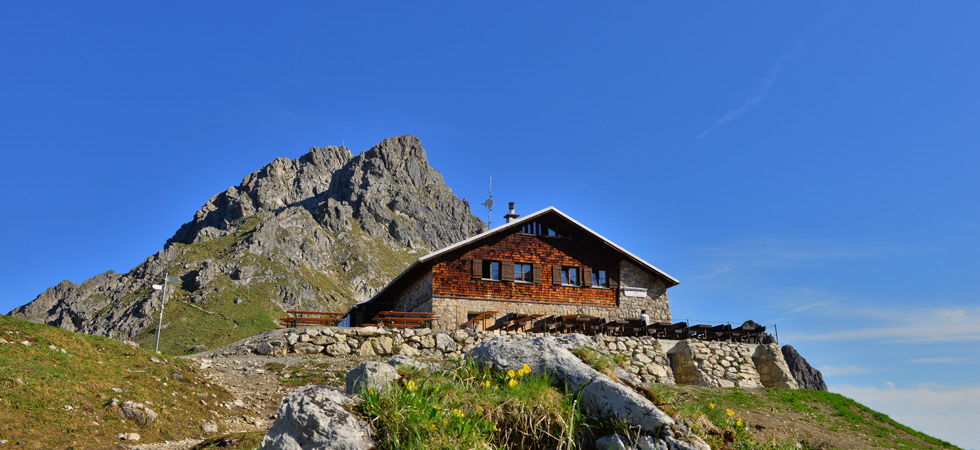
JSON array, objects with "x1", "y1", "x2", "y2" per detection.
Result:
[
  {"x1": 774, "y1": 324, "x2": 778, "y2": 346},
  {"x1": 154, "y1": 272, "x2": 169, "y2": 353}
]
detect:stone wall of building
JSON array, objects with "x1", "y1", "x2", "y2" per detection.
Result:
[
  {"x1": 752, "y1": 344, "x2": 799, "y2": 389},
  {"x1": 250, "y1": 327, "x2": 797, "y2": 391},
  {"x1": 671, "y1": 341, "x2": 762, "y2": 388},
  {"x1": 618, "y1": 260, "x2": 671, "y2": 322}
]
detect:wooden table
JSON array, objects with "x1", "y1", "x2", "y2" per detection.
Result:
[{"x1": 279, "y1": 310, "x2": 345, "y2": 328}]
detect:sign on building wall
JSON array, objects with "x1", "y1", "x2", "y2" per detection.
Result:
[{"x1": 623, "y1": 287, "x2": 648, "y2": 298}]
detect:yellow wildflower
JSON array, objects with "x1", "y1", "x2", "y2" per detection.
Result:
[
  {"x1": 736, "y1": 417, "x2": 743, "y2": 427},
  {"x1": 483, "y1": 380, "x2": 492, "y2": 388},
  {"x1": 477, "y1": 406, "x2": 484, "y2": 413},
  {"x1": 507, "y1": 369, "x2": 516, "y2": 378},
  {"x1": 367, "y1": 387, "x2": 375, "y2": 394},
  {"x1": 709, "y1": 403, "x2": 715, "y2": 410},
  {"x1": 519, "y1": 364, "x2": 531, "y2": 376},
  {"x1": 725, "y1": 408, "x2": 734, "y2": 417},
  {"x1": 406, "y1": 380, "x2": 418, "y2": 391},
  {"x1": 452, "y1": 408, "x2": 465, "y2": 419},
  {"x1": 508, "y1": 378, "x2": 518, "y2": 387},
  {"x1": 429, "y1": 424, "x2": 437, "y2": 431}
]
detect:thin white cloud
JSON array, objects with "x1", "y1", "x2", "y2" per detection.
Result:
[
  {"x1": 792, "y1": 306, "x2": 980, "y2": 344},
  {"x1": 904, "y1": 357, "x2": 970, "y2": 364},
  {"x1": 820, "y1": 365, "x2": 869, "y2": 376},
  {"x1": 694, "y1": 238, "x2": 887, "y2": 270},
  {"x1": 696, "y1": 264, "x2": 732, "y2": 279},
  {"x1": 831, "y1": 383, "x2": 980, "y2": 448},
  {"x1": 787, "y1": 300, "x2": 831, "y2": 315},
  {"x1": 696, "y1": 1, "x2": 850, "y2": 140},
  {"x1": 698, "y1": 59, "x2": 786, "y2": 140}
]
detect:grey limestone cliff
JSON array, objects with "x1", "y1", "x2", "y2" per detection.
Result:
[
  {"x1": 10, "y1": 135, "x2": 487, "y2": 351},
  {"x1": 781, "y1": 345, "x2": 827, "y2": 391}
]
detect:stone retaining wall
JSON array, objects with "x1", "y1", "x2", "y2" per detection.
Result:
[
  {"x1": 671, "y1": 341, "x2": 762, "y2": 388},
  {"x1": 256, "y1": 327, "x2": 798, "y2": 389}
]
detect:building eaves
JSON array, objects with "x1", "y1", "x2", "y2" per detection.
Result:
[{"x1": 350, "y1": 206, "x2": 679, "y2": 312}]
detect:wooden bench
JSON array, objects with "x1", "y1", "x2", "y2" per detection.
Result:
[
  {"x1": 732, "y1": 325, "x2": 766, "y2": 343},
  {"x1": 649, "y1": 321, "x2": 689, "y2": 339},
  {"x1": 279, "y1": 310, "x2": 345, "y2": 328},
  {"x1": 369, "y1": 311, "x2": 439, "y2": 329},
  {"x1": 458, "y1": 311, "x2": 499, "y2": 330},
  {"x1": 620, "y1": 318, "x2": 649, "y2": 336},
  {"x1": 504, "y1": 314, "x2": 544, "y2": 332}
]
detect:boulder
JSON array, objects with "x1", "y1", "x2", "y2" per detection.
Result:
[
  {"x1": 292, "y1": 342, "x2": 324, "y2": 355},
  {"x1": 387, "y1": 355, "x2": 443, "y2": 373},
  {"x1": 469, "y1": 336, "x2": 709, "y2": 450},
  {"x1": 117, "y1": 401, "x2": 157, "y2": 426},
  {"x1": 781, "y1": 345, "x2": 827, "y2": 391},
  {"x1": 345, "y1": 361, "x2": 399, "y2": 395},
  {"x1": 324, "y1": 342, "x2": 352, "y2": 357},
  {"x1": 256, "y1": 340, "x2": 286, "y2": 356},
  {"x1": 434, "y1": 333, "x2": 457, "y2": 353},
  {"x1": 261, "y1": 385, "x2": 375, "y2": 450}
]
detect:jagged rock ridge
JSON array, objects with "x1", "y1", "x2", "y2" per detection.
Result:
[
  {"x1": 10, "y1": 135, "x2": 487, "y2": 351},
  {"x1": 781, "y1": 345, "x2": 828, "y2": 391}
]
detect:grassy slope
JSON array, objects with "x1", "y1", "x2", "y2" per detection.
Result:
[
  {"x1": 646, "y1": 383, "x2": 960, "y2": 450},
  {"x1": 128, "y1": 215, "x2": 417, "y2": 355},
  {"x1": 0, "y1": 315, "x2": 233, "y2": 449}
]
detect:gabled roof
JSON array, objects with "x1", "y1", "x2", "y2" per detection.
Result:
[
  {"x1": 420, "y1": 206, "x2": 678, "y2": 285},
  {"x1": 351, "y1": 206, "x2": 678, "y2": 311}
]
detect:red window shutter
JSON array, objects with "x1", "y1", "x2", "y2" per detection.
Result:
[
  {"x1": 502, "y1": 261, "x2": 514, "y2": 281},
  {"x1": 583, "y1": 267, "x2": 593, "y2": 287},
  {"x1": 472, "y1": 259, "x2": 482, "y2": 279},
  {"x1": 552, "y1": 265, "x2": 561, "y2": 285},
  {"x1": 532, "y1": 264, "x2": 542, "y2": 284}
]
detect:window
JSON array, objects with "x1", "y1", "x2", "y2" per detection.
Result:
[
  {"x1": 521, "y1": 221, "x2": 542, "y2": 235},
  {"x1": 482, "y1": 260, "x2": 501, "y2": 280},
  {"x1": 561, "y1": 266, "x2": 578, "y2": 285},
  {"x1": 521, "y1": 221, "x2": 562, "y2": 237},
  {"x1": 514, "y1": 263, "x2": 533, "y2": 282},
  {"x1": 591, "y1": 269, "x2": 608, "y2": 288}
]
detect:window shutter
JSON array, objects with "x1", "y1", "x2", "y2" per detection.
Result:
[
  {"x1": 502, "y1": 260, "x2": 514, "y2": 281},
  {"x1": 472, "y1": 259, "x2": 482, "y2": 279},
  {"x1": 552, "y1": 265, "x2": 561, "y2": 285},
  {"x1": 532, "y1": 264, "x2": 542, "y2": 284},
  {"x1": 609, "y1": 271, "x2": 619, "y2": 290},
  {"x1": 583, "y1": 267, "x2": 592, "y2": 287}
]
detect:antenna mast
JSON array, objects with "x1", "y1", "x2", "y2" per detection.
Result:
[{"x1": 483, "y1": 176, "x2": 494, "y2": 227}]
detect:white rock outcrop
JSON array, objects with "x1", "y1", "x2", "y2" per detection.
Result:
[
  {"x1": 468, "y1": 335, "x2": 709, "y2": 449},
  {"x1": 261, "y1": 385, "x2": 374, "y2": 450}
]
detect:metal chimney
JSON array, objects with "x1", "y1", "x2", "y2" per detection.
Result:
[{"x1": 504, "y1": 202, "x2": 520, "y2": 223}]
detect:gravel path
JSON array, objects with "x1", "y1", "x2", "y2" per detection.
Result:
[{"x1": 124, "y1": 330, "x2": 368, "y2": 450}]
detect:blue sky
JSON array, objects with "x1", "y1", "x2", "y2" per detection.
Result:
[{"x1": 2, "y1": 2, "x2": 978, "y2": 447}]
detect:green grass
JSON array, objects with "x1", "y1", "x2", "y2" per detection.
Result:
[
  {"x1": 0, "y1": 315, "x2": 234, "y2": 449},
  {"x1": 189, "y1": 431, "x2": 265, "y2": 450},
  {"x1": 638, "y1": 384, "x2": 960, "y2": 450},
  {"x1": 355, "y1": 359, "x2": 634, "y2": 450},
  {"x1": 570, "y1": 346, "x2": 627, "y2": 378},
  {"x1": 132, "y1": 212, "x2": 420, "y2": 354}
]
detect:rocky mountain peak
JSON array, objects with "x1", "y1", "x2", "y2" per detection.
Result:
[{"x1": 12, "y1": 136, "x2": 487, "y2": 352}]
